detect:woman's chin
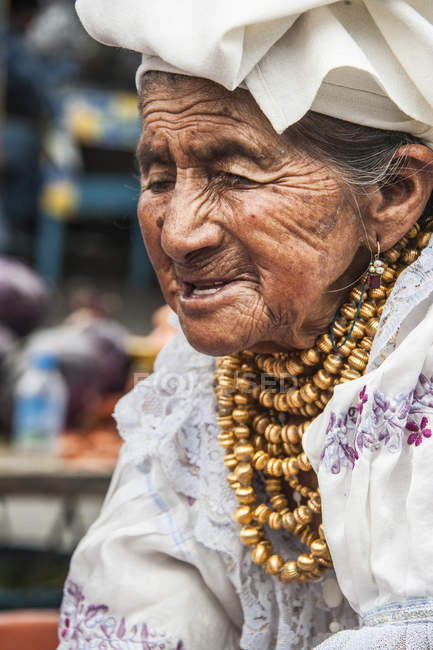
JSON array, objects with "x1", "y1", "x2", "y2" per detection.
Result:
[{"x1": 178, "y1": 317, "x2": 251, "y2": 357}]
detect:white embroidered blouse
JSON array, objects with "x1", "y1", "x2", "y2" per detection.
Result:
[{"x1": 58, "y1": 240, "x2": 433, "y2": 650}]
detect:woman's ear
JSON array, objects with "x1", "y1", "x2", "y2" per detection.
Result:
[{"x1": 364, "y1": 144, "x2": 433, "y2": 251}]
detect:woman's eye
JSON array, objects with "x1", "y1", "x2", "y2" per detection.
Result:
[
  {"x1": 148, "y1": 180, "x2": 174, "y2": 194},
  {"x1": 221, "y1": 172, "x2": 254, "y2": 188}
]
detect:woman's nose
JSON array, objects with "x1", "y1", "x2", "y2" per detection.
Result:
[{"x1": 160, "y1": 182, "x2": 224, "y2": 263}]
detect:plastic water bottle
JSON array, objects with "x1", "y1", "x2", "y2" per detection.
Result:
[{"x1": 13, "y1": 352, "x2": 67, "y2": 452}]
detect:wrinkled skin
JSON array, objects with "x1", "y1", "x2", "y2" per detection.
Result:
[{"x1": 137, "y1": 76, "x2": 433, "y2": 356}]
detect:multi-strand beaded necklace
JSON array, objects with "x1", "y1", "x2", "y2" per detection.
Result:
[{"x1": 215, "y1": 219, "x2": 432, "y2": 585}]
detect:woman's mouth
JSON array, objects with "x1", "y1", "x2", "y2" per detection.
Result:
[
  {"x1": 177, "y1": 276, "x2": 255, "y2": 314},
  {"x1": 182, "y1": 280, "x2": 227, "y2": 298}
]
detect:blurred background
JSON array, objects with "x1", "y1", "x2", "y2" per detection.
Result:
[{"x1": 0, "y1": 1, "x2": 174, "y2": 643}]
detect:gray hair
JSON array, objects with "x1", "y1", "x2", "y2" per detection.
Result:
[{"x1": 288, "y1": 112, "x2": 429, "y2": 190}]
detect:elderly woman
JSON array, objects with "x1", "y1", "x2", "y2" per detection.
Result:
[{"x1": 59, "y1": 2, "x2": 433, "y2": 649}]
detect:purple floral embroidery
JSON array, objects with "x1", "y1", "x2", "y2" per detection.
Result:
[
  {"x1": 357, "y1": 385, "x2": 368, "y2": 413},
  {"x1": 320, "y1": 411, "x2": 358, "y2": 474},
  {"x1": 320, "y1": 370, "x2": 433, "y2": 474},
  {"x1": 407, "y1": 416, "x2": 432, "y2": 446},
  {"x1": 357, "y1": 390, "x2": 413, "y2": 453},
  {"x1": 59, "y1": 579, "x2": 185, "y2": 649}
]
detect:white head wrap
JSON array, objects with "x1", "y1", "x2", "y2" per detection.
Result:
[{"x1": 75, "y1": 0, "x2": 433, "y2": 146}]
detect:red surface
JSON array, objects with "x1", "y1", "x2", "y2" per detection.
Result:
[{"x1": 0, "y1": 610, "x2": 59, "y2": 650}]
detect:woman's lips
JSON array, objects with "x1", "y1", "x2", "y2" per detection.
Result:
[
  {"x1": 178, "y1": 278, "x2": 253, "y2": 312},
  {"x1": 182, "y1": 280, "x2": 226, "y2": 298}
]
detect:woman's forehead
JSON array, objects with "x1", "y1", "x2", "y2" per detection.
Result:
[{"x1": 139, "y1": 75, "x2": 285, "y2": 164}]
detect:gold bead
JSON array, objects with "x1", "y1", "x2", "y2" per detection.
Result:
[
  {"x1": 286, "y1": 388, "x2": 304, "y2": 408},
  {"x1": 270, "y1": 494, "x2": 288, "y2": 511},
  {"x1": 252, "y1": 504, "x2": 271, "y2": 524},
  {"x1": 303, "y1": 403, "x2": 320, "y2": 417},
  {"x1": 368, "y1": 287, "x2": 386, "y2": 300},
  {"x1": 294, "y1": 522, "x2": 306, "y2": 536},
  {"x1": 218, "y1": 376, "x2": 235, "y2": 390},
  {"x1": 240, "y1": 525, "x2": 262, "y2": 546},
  {"x1": 297, "y1": 554, "x2": 318, "y2": 573},
  {"x1": 350, "y1": 286, "x2": 363, "y2": 302},
  {"x1": 273, "y1": 393, "x2": 289, "y2": 412},
  {"x1": 285, "y1": 357, "x2": 305, "y2": 376},
  {"x1": 407, "y1": 223, "x2": 420, "y2": 239},
  {"x1": 218, "y1": 431, "x2": 235, "y2": 449},
  {"x1": 266, "y1": 458, "x2": 283, "y2": 477},
  {"x1": 235, "y1": 486, "x2": 256, "y2": 505},
  {"x1": 259, "y1": 390, "x2": 275, "y2": 408},
  {"x1": 294, "y1": 505, "x2": 313, "y2": 525},
  {"x1": 376, "y1": 301, "x2": 386, "y2": 316},
  {"x1": 232, "y1": 408, "x2": 250, "y2": 424},
  {"x1": 401, "y1": 248, "x2": 419, "y2": 264},
  {"x1": 359, "y1": 336, "x2": 373, "y2": 351},
  {"x1": 267, "y1": 443, "x2": 282, "y2": 457},
  {"x1": 310, "y1": 538, "x2": 332, "y2": 561},
  {"x1": 307, "y1": 494, "x2": 321, "y2": 514},
  {"x1": 384, "y1": 247, "x2": 400, "y2": 263},
  {"x1": 339, "y1": 365, "x2": 361, "y2": 381},
  {"x1": 234, "y1": 462, "x2": 253, "y2": 485},
  {"x1": 265, "y1": 479, "x2": 282, "y2": 493},
  {"x1": 252, "y1": 450, "x2": 269, "y2": 470},
  {"x1": 233, "y1": 424, "x2": 251, "y2": 439},
  {"x1": 381, "y1": 267, "x2": 395, "y2": 283},
  {"x1": 312, "y1": 369, "x2": 333, "y2": 390},
  {"x1": 417, "y1": 231, "x2": 431, "y2": 249},
  {"x1": 300, "y1": 347, "x2": 321, "y2": 367},
  {"x1": 266, "y1": 554, "x2": 284, "y2": 575},
  {"x1": 236, "y1": 376, "x2": 253, "y2": 392},
  {"x1": 218, "y1": 394, "x2": 234, "y2": 409},
  {"x1": 297, "y1": 452, "x2": 312, "y2": 472},
  {"x1": 226, "y1": 474, "x2": 240, "y2": 490},
  {"x1": 366, "y1": 317, "x2": 380, "y2": 337},
  {"x1": 318, "y1": 523, "x2": 326, "y2": 540},
  {"x1": 336, "y1": 339, "x2": 356, "y2": 357},
  {"x1": 282, "y1": 511, "x2": 296, "y2": 531},
  {"x1": 253, "y1": 434, "x2": 266, "y2": 451},
  {"x1": 224, "y1": 453, "x2": 238, "y2": 469},
  {"x1": 347, "y1": 349, "x2": 368, "y2": 372},
  {"x1": 251, "y1": 541, "x2": 272, "y2": 565},
  {"x1": 340, "y1": 303, "x2": 357, "y2": 320},
  {"x1": 218, "y1": 416, "x2": 234, "y2": 430},
  {"x1": 268, "y1": 512, "x2": 282, "y2": 530},
  {"x1": 359, "y1": 302, "x2": 376, "y2": 320},
  {"x1": 316, "y1": 333, "x2": 333, "y2": 354},
  {"x1": 282, "y1": 457, "x2": 299, "y2": 477},
  {"x1": 281, "y1": 424, "x2": 300, "y2": 445},
  {"x1": 279, "y1": 560, "x2": 300, "y2": 583},
  {"x1": 253, "y1": 415, "x2": 270, "y2": 434},
  {"x1": 234, "y1": 505, "x2": 252, "y2": 525},
  {"x1": 234, "y1": 393, "x2": 249, "y2": 406},
  {"x1": 300, "y1": 528, "x2": 316, "y2": 546},
  {"x1": 299, "y1": 382, "x2": 320, "y2": 404},
  {"x1": 265, "y1": 423, "x2": 281, "y2": 443},
  {"x1": 323, "y1": 353, "x2": 343, "y2": 375},
  {"x1": 234, "y1": 442, "x2": 255, "y2": 462}
]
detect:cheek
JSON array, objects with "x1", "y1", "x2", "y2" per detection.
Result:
[{"x1": 137, "y1": 195, "x2": 170, "y2": 272}]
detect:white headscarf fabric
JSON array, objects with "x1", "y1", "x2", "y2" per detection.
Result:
[{"x1": 75, "y1": 0, "x2": 433, "y2": 146}]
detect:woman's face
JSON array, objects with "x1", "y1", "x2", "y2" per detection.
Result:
[{"x1": 137, "y1": 76, "x2": 370, "y2": 356}]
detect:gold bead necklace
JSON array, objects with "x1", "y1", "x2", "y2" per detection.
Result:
[{"x1": 215, "y1": 220, "x2": 432, "y2": 585}]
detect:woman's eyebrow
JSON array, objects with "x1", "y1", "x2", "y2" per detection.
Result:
[
  {"x1": 191, "y1": 140, "x2": 277, "y2": 169},
  {"x1": 137, "y1": 138, "x2": 278, "y2": 172}
]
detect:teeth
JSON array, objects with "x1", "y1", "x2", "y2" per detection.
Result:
[{"x1": 192, "y1": 287, "x2": 220, "y2": 295}]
